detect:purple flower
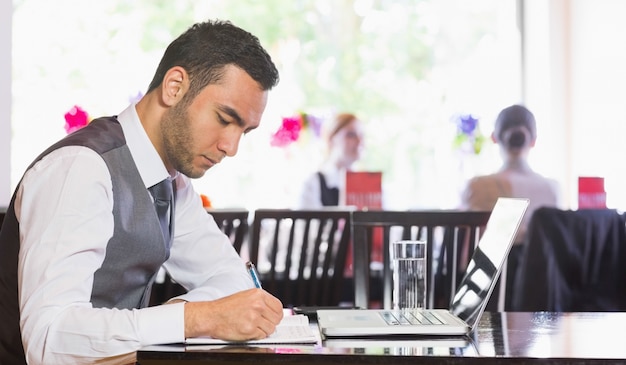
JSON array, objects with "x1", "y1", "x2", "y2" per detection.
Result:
[
  {"x1": 452, "y1": 113, "x2": 485, "y2": 155},
  {"x1": 457, "y1": 114, "x2": 479, "y2": 136},
  {"x1": 305, "y1": 114, "x2": 323, "y2": 138},
  {"x1": 128, "y1": 91, "x2": 144, "y2": 104}
]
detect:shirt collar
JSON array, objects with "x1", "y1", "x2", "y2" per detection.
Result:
[{"x1": 117, "y1": 103, "x2": 173, "y2": 189}]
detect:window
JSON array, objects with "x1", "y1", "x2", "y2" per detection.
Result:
[{"x1": 11, "y1": 0, "x2": 521, "y2": 209}]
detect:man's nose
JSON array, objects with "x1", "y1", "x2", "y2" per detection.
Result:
[{"x1": 218, "y1": 132, "x2": 241, "y2": 157}]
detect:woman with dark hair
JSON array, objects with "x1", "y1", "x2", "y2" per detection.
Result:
[
  {"x1": 461, "y1": 104, "x2": 561, "y2": 239},
  {"x1": 460, "y1": 104, "x2": 561, "y2": 308}
]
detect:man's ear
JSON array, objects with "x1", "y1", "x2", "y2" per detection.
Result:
[{"x1": 162, "y1": 67, "x2": 189, "y2": 106}]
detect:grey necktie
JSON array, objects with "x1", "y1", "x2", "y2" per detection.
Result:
[{"x1": 148, "y1": 179, "x2": 176, "y2": 246}]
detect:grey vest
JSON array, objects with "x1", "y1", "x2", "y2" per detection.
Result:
[{"x1": 0, "y1": 117, "x2": 171, "y2": 364}]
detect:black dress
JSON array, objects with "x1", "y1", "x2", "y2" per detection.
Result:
[{"x1": 318, "y1": 172, "x2": 339, "y2": 206}]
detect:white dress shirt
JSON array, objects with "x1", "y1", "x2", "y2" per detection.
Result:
[{"x1": 15, "y1": 104, "x2": 253, "y2": 365}]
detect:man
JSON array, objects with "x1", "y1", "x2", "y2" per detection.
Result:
[{"x1": 0, "y1": 20, "x2": 283, "y2": 365}]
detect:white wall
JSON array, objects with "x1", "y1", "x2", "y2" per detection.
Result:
[
  {"x1": 523, "y1": 0, "x2": 626, "y2": 209},
  {"x1": 569, "y1": 0, "x2": 626, "y2": 209},
  {"x1": 0, "y1": 0, "x2": 12, "y2": 207},
  {"x1": 522, "y1": 0, "x2": 570, "y2": 205}
]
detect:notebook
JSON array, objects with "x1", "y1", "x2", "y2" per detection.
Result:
[
  {"x1": 317, "y1": 197, "x2": 529, "y2": 337},
  {"x1": 185, "y1": 314, "x2": 318, "y2": 345}
]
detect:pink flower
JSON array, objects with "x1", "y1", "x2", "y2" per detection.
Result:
[
  {"x1": 271, "y1": 115, "x2": 303, "y2": 147},
  {"x1": 64, "y1": 105, "x2": 90, "y2": 134}
]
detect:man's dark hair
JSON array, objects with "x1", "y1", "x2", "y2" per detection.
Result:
[{"x1": 147, "y1": 19, "x2": 279, "y2": 99}]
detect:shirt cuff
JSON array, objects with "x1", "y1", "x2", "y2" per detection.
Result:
[{"x1": 137, "y1": 302, "x2": 185, "y2": 345}]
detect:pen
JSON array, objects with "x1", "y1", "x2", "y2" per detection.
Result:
[{"x1": 246, "y1": 261, "x2": 263, "y2": 289}]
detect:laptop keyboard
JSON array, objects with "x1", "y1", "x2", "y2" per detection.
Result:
[{"x1": 379, "y1": 310, "x2": 448, "y2": 326}]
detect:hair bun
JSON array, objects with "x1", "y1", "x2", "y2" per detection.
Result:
[
  {"x1": 506, "y1": 129, "x2": 527, "y2": 149},
  {"x1": 494, "y1": 104, "x2": 537, "y2": 145}
]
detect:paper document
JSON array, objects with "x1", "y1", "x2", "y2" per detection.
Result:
[{"x1": 185, "y1": 314, "x2": 319, "y2": 345}]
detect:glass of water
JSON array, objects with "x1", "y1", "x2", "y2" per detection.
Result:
[{"x1": 391, "y1": 240, "x2": 427, "y2": 310}]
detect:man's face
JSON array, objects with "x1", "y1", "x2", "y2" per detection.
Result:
[{"x1": 160, "y1": 65, "x2": 268, "y2": 178}]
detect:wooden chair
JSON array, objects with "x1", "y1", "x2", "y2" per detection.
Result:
[
  {"x1": 249, "y1": 209, "x2": 352, "y2": 307},
  {"x1": 351, "y1": 210, "x2": 491, "y2": 309},
  {"x1": 149, "y1": 209, "x2": 250, "y2": 306},
  {"x1": 206, "y1": 209, "x2": 250, "y2": 258}
]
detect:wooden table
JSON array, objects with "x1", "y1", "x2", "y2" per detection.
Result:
[{"x1": 137, "y1": 312, "x2": 626, "y2": 364}]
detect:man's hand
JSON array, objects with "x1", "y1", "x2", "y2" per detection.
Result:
[{"x1": 183, "y1": 288, "x2": 284, "y2": 341}]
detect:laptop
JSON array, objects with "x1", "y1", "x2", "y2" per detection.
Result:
[
  {"x1": 317, "y1": 197, "x2": 529, "y2": 337},
  {"x1": 323, "y1": 337, "x2": 479, "y2": 356}
]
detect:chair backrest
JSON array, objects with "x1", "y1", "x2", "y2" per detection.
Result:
[
  {"x1": 249, "y1": 209, "x2": 352, "y2": 307},
  {"x1": 351, "y1": 210, "x2": 491, "y2": 309},
  {"x1": 513, "y1": 207, "x2": 626, "y2": 311},
  {"x1": 207, "y1": 209, "x2": 250, "y2": 257}
]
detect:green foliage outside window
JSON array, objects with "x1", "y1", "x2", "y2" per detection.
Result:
[{"x1": 12, "y1": 0, "x2": 519, "y2": 209}]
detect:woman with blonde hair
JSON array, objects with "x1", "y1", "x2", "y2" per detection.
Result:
[{"x1": 296, "y1": 113, "x2": 364, "y2": 208}]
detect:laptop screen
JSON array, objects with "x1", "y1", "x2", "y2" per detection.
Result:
[{"x1": 449, "y1": 198, "x2": 528, "y2": 330}]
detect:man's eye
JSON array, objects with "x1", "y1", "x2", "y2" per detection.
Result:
[{"x1": 217, "y1": 115, "x2": 230, "y2": 126}]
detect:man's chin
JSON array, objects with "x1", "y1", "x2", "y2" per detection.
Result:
[
  {"x1": 190, "y1": 170, "x2": 208, "y2": 179},
  {"x1": 180, "y1": 167, "x2": 209, "y2": 179}
]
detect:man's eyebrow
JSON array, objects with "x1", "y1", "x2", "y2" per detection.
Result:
[{"x1": 217, "y1": 105, "x2": 245, "y2": 127}]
